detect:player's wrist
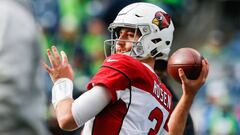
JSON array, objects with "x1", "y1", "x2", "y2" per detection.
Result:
[{"x1": 52, "y1": 78, "x2": 73, "y2": 109}]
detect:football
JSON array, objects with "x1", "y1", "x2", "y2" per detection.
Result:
[{"x1": 167, "y1": 48, "x2": 203, "y2": 83}]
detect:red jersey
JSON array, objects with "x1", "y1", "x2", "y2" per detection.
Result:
[{"x1": 85, "y1": 54, "x2": 173, "y2": 135}]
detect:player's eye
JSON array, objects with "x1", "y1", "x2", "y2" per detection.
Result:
[{"x1": 127, "y1": 32, "x2": 134, "y2": 38}]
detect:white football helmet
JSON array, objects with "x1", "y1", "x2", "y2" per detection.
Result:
[{"x1": 104, "y1": 2, "x2": 174, "y2": 60}]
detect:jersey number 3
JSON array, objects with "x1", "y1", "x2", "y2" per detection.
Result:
[{"x1": 148, "y1": 107, "x2": 163, "y2": 135}]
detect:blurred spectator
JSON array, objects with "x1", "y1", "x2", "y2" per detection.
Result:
[
  {"x1": 192, "y1": 29, "x2": 240, "y2": 135},
  {"x1": 0, "y1": 0, "x2": 50, "y2": 135},
  {"x1": 72, "y1": 46, "x2": 91, "y2": 93},
  {"x1": 199, "y1": 80, "x2": 240, "y2": 135},
  {"x1": 81, "y1": 18, "x2": 106, "y2": 75},
  {"x1": 31, "y1": 0, "x2": 60, "y2": 51},
  {"x1": 200, "y1": 30, "x2": 225, "y2": 59},
  {"x1": 31, "y1": 0, "x2": 60, "y2": 35},
  {"x1": 198, "y1": 30, "x2": 227, "y2": 84},
  {"x1": 58, "y1": 0, "x2": 82, "y2": 41},
  {"x1": 225, "y1": 31, "x2": 240, "y2": 61}
]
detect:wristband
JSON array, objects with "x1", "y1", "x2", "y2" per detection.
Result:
[{"x1": 52, "y1": 78, "x2": 73, "y2": 108}]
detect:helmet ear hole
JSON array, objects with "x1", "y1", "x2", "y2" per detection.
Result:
[
  {"x1": 150, "y1": 48, "x2": 158, "y2": 56},
  {"x1": 165, "y1": 41, "x2": 171, "y2": 45},
  {"x1": 151, "y1": 38, "x2": 162, "y2": 44}
]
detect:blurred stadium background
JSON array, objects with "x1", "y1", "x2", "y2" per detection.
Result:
[{"x1": 6, "y1": 0, "x2": 240, "y2": 134}]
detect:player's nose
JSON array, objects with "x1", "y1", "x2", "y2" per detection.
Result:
[{"x1": 117, "y1": 34, "x2": 127, "y2": 47}]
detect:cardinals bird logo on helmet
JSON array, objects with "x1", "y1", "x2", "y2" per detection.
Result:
[{"x1": 152, "y1": 11, "x2": 171, "y2": 30}]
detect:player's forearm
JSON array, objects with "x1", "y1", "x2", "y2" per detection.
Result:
[
  {"x1": 168, "y1": 95, "x2": 194, "y2": 135},
  {"x1": 52, "y1": 82, "x2": 111, "y2": 131},
  {"x1": 51, "y1": 78, "x2": 78, "y2": 131},
  {"x1": 55, "y1": 98, "x2": 78, "y2": 131}
]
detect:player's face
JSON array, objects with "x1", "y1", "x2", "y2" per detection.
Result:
[{"x1": 115, "y1": 28, "x2": 140, "y2": 54}]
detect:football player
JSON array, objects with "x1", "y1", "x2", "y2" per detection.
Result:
[{"x1": 43, "y1": 2, "x2": 209, "y2": 135}]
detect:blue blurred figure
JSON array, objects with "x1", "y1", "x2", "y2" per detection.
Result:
[{"x1": 0, "y1": 0, "x2": 50, "y2": 135}]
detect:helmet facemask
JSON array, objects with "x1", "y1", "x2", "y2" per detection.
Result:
[{"x1": 104, "y1": 23, "x2": 152, "y2": 59}]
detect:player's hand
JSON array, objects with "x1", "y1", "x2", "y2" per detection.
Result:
[
  {"x1": 42, "y1": 46, "x2": 74, "y2": 83},
  {"x1": 178, "y1": 58, "x2": 209, "y2": 97}
]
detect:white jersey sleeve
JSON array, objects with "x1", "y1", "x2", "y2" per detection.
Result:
[{"x1": 71, "y1": 85, "x2": 111, "y2": 127}]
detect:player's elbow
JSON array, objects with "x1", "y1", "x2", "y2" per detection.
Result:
[{"x1": 58, "y1": 113, "x2": 78, "y2": 131}]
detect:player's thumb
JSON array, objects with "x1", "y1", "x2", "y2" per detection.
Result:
[{"x1": 178, "y1": 68, "x2": 187, "y2": 83}]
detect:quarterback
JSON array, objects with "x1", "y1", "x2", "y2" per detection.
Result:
[{"x1": 43, "y1": 2, "x2": 209, "y2": 135}]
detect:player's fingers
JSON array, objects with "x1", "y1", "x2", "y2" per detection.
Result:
[
  {"x1": 47, "y1": 49, "x2": 58, "y2": 68},
  {"x1": 41, "y1": 60, "x2": 53, "y2": 73},
  {"x1": 52, "y1": 46, "x2": 61, "y2": 65},
  {"x1": 204, "y1": 59, "x2": 209, "y2": 78},
  {"x1": 61, "y1": 51, "x2": 69, "y2": 66},
  {"x1": 178, "y1": 68, "x2": 187, "y2": 83},
  {"x1": 202, "y1": 59, "x2": 209, "y2": 80},
  {"x1": 198, "y1": 59, "x2": 208, "y2": 84}
]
